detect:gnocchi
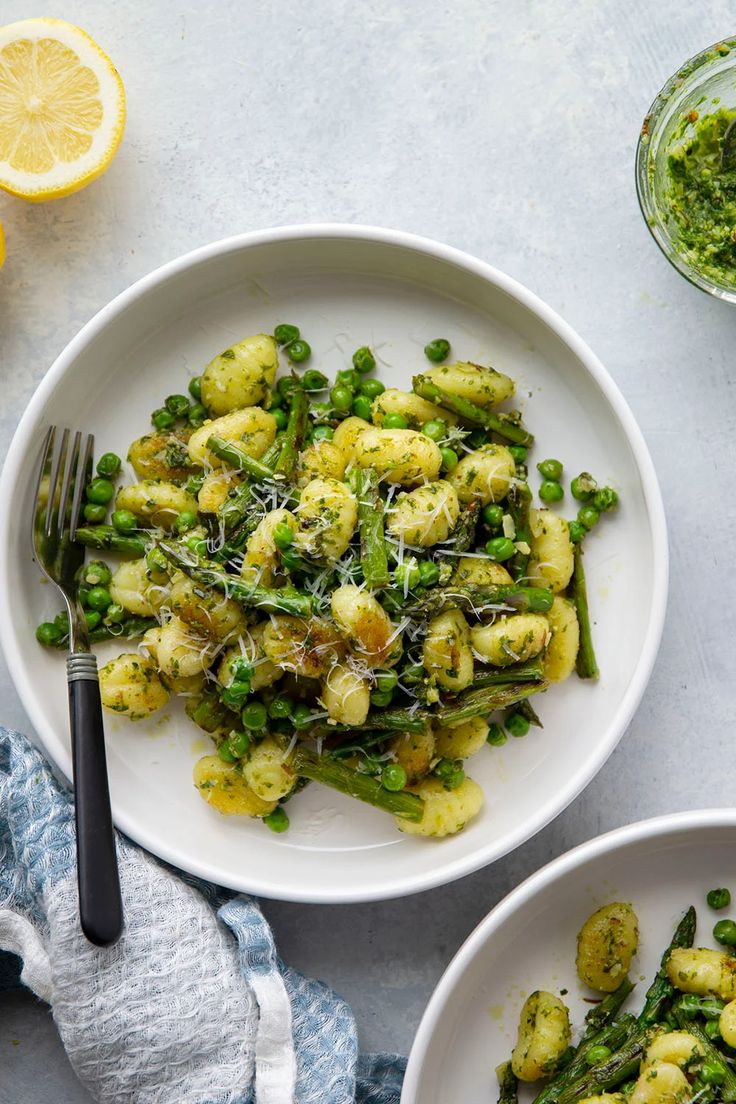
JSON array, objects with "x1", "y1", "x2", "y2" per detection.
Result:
[
  {"x1": 471, "y1": 613, "x2": 550, "y2": 667},
  {"x1": 511, "y1": 990, "x2": 571, "y2": 1081},
  {"x1": 187, "y1": 406, "x2": 276, "y2": 468},
  {"x1": 528, "y1": 508, "x2": 574, "y2": 593},
  {"x1": 422, "y1": 609, "x2": 475, "y2": 691},
  {"x1": 293, "y1": 478, "x2": 357, "y2": 562},
  {"x1": 576, "y1": 902, "x2": 639, "y2": 992},
  {"x1": 99, "y1": 653, "x2": 170, "y2": 720},
  {"x1": 395, "y1": 776, "x2": 484, "y2": 837},
  {"x1": 423, "y1": 360, "x2": 515, "y2": 408},
  {"x1": 193, "y1": 755, "x2": 277, "y2": 817},
  {"x1": 447, "y1": 444, "x2": 515, "y2": 505},
  {"x1": 352, "y1": 427, "x2": 442, "y2": 485},
  {"x1": 387, "y1": 481, "x2": 460, "y2": 547},
  {"x1": 200, "y1": 334, "x2": 279, "y2": 415}
]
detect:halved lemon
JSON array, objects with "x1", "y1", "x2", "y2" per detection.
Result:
[{"x1": 0, "y1": 18, "x2": 125, "y2": 202}]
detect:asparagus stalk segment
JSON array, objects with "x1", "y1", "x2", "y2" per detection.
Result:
[
  {"x1": 437, "y1": 502, "x2": 480, "y2": 562},
  {"x1": 216, "y1": 437, "x2": 283, "y2": 537},
  {"x1": 413, "y1": 374, "x2": 534, "y2": 446},
  {"x1": 532, "y1": 1014, "x2": 637, "y2": 1104},
  {"x1": 74, "y1": 525, "x2": 149, "y2": 557},
  {"x1": 637, "y1": 906, "x2": 696, "y2": 1027},
  {"x1": 555, "y1": 1028, "x2": 650, "y2": 1104},
  {"x1": 403, "y1": 584, "x2": 554, "y2": 620},
  {"x1": 471, "y1": 658, "x2": 545, "y2": 688},
  {"x1": 275, "y1": 386, "x2": 309, "y2": 480},
  {"x1": 581, "y1": 977, "x2": 635, "y2": 1040},
  {"x1": 292, "y1": 747, "x2": 424, "y2": 821},
  {"x1": 305, "y1": 709, "x2": 428, "y2": 739},
  {"x1": 159, "y1": 541, "x2": 313, "y2": 617},
  {"x1": 349, "y1": 468, "x2": 389, "y2": 589},
  {"x1": 673, "y1": 1008, "x2": 736, "y2": 1101},
  {"x1": 496, "y1": 1061, "x2": 519, "y2": 1104},
  {"x1": 570, "y1": 544, "x2": 599, "y2": 680},
  {"x1": 435, "y1": 680, "x2": 548, "y2": 726},
  {"x1": 206, "y1": 435, "x2": 278, "y2": 481},
  {"x1": 507, "y1": 481, "x2": 532, "y2": 581},
  {"x1": 49, "y1": 615, "x2": 158, "y2": 648}
]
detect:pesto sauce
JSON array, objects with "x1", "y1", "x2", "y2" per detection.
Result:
[{"x1": 665, "y1": 107, "x2": 736, "y2": 286}]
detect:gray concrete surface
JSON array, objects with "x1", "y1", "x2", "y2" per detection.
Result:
[{"x1": 1, "y1": 1, "x2": 735, "y2": 1099}]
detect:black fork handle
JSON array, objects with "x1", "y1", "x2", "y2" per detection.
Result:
[{"x1": 67, "y1": 654, "x2": 123, "y2": 946}]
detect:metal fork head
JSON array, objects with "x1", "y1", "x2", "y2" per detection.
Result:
[{"x1": 32, "y1": 426, "x2": 95, "y2": 653}]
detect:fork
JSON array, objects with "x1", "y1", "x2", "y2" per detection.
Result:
[{"x1": 32, "y1": 426, "x2": 123, "y2": 947}]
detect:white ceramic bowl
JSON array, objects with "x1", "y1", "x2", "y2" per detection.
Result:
[
  {"x1": 402, "y1": 810, "x2": 736, "y2": 1103},
  {"x1": 0, "y1": 225, "x2": 667, "y2": 903}
]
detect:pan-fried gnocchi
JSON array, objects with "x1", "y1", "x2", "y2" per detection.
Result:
[
  {"x1": 37, "y1": 322, "x2": 619, "y2": 837},
  {"x1": 499, "y1": 895, "x2": 736, "y2": 1104}
]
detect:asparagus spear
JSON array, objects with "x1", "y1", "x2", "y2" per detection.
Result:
[
  {"x1": 569, "y1": 544, "x2": 599, "y2": 680},
  {"x1": 436, "y1": 502, "x2": 480, "y2": 562},
  {"x1": 305, "y1": 709, "x2": 428, "y2": 739},
  {"x1": 75, "y1": 525, "x2": 149, "y2": 557},
  {"x1": 327, "y1": 730, "x2": 393, "y2": 759},
  {"x1": 159, "y1": 541, "x2": 313, "y2": 617},
  {"x1": 403, "y1": 584, "x2": 554, "y2": 619},
  {"x1": 435, "y1": 680, "x2": 548, "y2": 726},
  {"x1": 413, "y1": 375, "x2": 534, "y2": 446},
  {"x1": 581, "y1": 977, "x2": 635, "y2": 1040},
  {"x1": 349, "y1": 468, "x2": 390, "y2": 588},
  {"x1": 217, "y1": 438, "x2": 283, "y2": 537},
  {"x1": 637, "y1": 906, "x2": 696, "y2": 1027},
  {"x1": 274, "y1": 386, "x2": 309, "y2": 480},
  {"x1": 471, "y1": 658, "x2": 545, "y2": 688},
  {"x1": 206, "y1": 435, "x2": 278, "y2": 482},
  {"x1": 673, "y1": 1008, "x2": 736, "y2": 1101},
  {"x1": 532, "y1": 1014, "x2": 636, "y2": 1104},
  {"x1": 512, "y1": 697, "x2": 543, "y2": 728},
  {"x1": 186, "y1": 692, "x2": 240, "y2": 735},
  {"x1": 507, "y1": 480, "x2": 532, "y2": 581},
  {"x1": 555, "y1": 1028, "x2": 650, "y2": 1104},
  {"x1": 292, "y1": 747, "x2": 424, "y2": 821},
  {"x1": 496, "y1": 1062, "x2": 518, "y2": 1104},
  {"x1": 48, "y1": 615, "x2": 158, "y2": 648}
]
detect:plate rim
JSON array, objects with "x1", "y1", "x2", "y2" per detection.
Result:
[
  {"x1": 401, "y1": 807, "x2": 736, "y2": 1102},
  {"x1": 0, "y1": 223, "x2": 669, "y2": 902}
]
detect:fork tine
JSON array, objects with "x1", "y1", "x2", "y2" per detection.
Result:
[
  {"x1": 32, "y1": 426, "x2": 55, "y2": 552},
  {"x1": 58, "y1": 429, "x2": 82, "y2": 539},
  {"x1": 45, "y1": 427, "x2": 70, "y2": 539},
  {"x1": 70, "y1": 433, "x2": 94, "y2": 541}
]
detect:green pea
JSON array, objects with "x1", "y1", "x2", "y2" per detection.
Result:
[
  {"x1": 593, "y1": 487, "x2": 619, "y2": 513},
  {"x1": 273, "y1": 522, "x2": 293, "y2": 550},
  {"x1": 175, "y1": 510, "x2": 198, "y2": 534},
  {"x1": 374, "y1": 669, "x2": 399, "y2": 694},
  {"x1": 352, "y1": 395, "x2": 373, "y2": 421},
  {"x1": 509, "y1": 445, "x2": 528, "y2": 464},
  {"x1": 337, "y1": 368, "x2": 361, "y2": 390},
  {"x1": 424, "y1": 338, "x2": 450, "y2": 363},
  {"x1": 269, "y1": 388, "x2": 283, "y2": 408},
  {"x1": 165, "y1": 393, "x2": 191, "y2": 418},
  {"x1": 83, "y1": 502, "x2": 107, "y2": 523},
  {"x1": 96, "y1": 452, "x2": 121, "y2": 477},
  {"x1": 678, "y1": 993, "x2": 702, "y2": 1018},
  {"x1": 485, "y1": 537, "x2": 515, "y2": 562},
  {"x1": 330, "y1": 385, "x2": 354, "y2": 412},
  {"x1": 351, "y1": 346, "x2": 375, "y2": 374},
  {"x1": 221, "y1": 680, "x2": 251, "y2": 711},
  {"x1": 714, "y1": 919, "x2": 736, "y2": 947},
  {"x1": 280, "y1": 548, "x2": 303, "y2": 572},
  {"x1": 486, "y1": 722, "x2": 507, "y2": 747},
  {"x1": 440, "y1": 447, "x2": 458, "y2": 472},
  {"x1": 568, "y1": 520, "x2": 586, "y2": 544},
  {"x1": 274, "y1": 323, "x2": 300, "y2": 345},
  {"x1": 434, "y1": 757, "x2": 465, "y2": 790},
  {"x1": 188, "y1": 402, "x2": 208, "y2": 427},
  {"x1": 241, "y1": 701, "x2": 268, "y2": 730},
  {"x1": 84, "y1": 609, "x2": 102, "y2": 630},
  {"x1": 381, "y1": 763, "x2": 407, "y2": 792},
  {"x1": 702, "y1": 1061, "x2": 727, "y2": 1086},
  {"x1": 359, "y1": 378, "x2": 385, "y2": 399},
  {"x1": 78, "y1": 584, "x2": 91, "y2": 608},
  {"x1": 268, "y1": 695, "x2": 295, "y2": 720},
  {"x1": 287, "y1": 339, "x2": 311, "y2": 363},
  {"x1": 421, "y1": 419, "x2": 446, "y2": 442},
  {"x1": 505, "y1": 711, "x2": 530, "y2": 738},
  {"x1": 578, "y1": 505, "x2": 600, "y2": 530},
  {"x1": 292, "y1": 703, "x2": 314, "y2": 729},
  {"x1": 585, "y1": 1045, "x2": 612, "y2": 1067},
  {"x1": 370, "y1": 689, "x2": 393, "y2": 708},
  {"x1": 36, "y1": 621, "x2": 63, "y2": 646},
  {"x1": 311, "y1": 425, "x2": 334, "y2": 442},
  {"x1": 278, "y1": 376, "x2": 299, "y2": 401},
  {"x1": 302, "y1": 368, "x2": 328, "y2": 391},
  {"x1": 395, "y1": 560, "x2": 421, "y2": 588},
  {"x1": 537, "y1": 458, "x2": 563, "y2": 481},
  {"x1": 539, "y1": 480, "x2": 564, "y2": 504},
  {"x1": 382, "y1": 412, "x2": 408, "y2": 429},
  {"x1": 418, "y1": 560, "x2": 440, "y2": 586},
  {"x1": 705, "y1": 1020, "x2": 722, "y2": 1041},
  {"x1": 86, "y1": 477, "x2": 115, "y2": 505},
  {"x1": 708, "y1": 888, "x2": 732, "y2": 910},
  {"x1": 217, "y1": 740, "x2": 238, "y2": 764},
  {"x1": 227, "y1": 730, "x2": 251, "y2": 758},
  {"x1": 86, "y1": 586, "x2": 112, "y2": 612},
  {"x1": 146, "y1": 547, "x2": 168, "y2": 576},
  {"x1": 186, "y1": 535, "x2": 209, "y2": 557},
  {"x1": 401, "y1": 663, "x2": 425, "y2": 685},
  {"x1": 54, "y1": 610, "x2": 70, "y2": 632},
  {"x1": 571, "y1": 472, "x2": 597, "y2": 502},
  {"x1": 468, "y1": 429, "x2": 487, "y2": 449},
  {"x1": 83, "y1": 560, "x2": 112, "y2": 587},
  {"x1": 105, "y1": 603, "x2": 126, "y2": 625},
  {"x1": 188, "y1": 376, "x2": 202, "y2": 401},
  {"x1": 151, "y1": 407, "x2": 176, "y2": 430},
  {"x1": 264, "y1": 807, "x2": 290, "y2": 833},
  {"x1": 267, "y1": 407, "x2": 285, "y2": 430},
  {"x1": 482, "y1": 504, "x2": 504, "y2": 529}
]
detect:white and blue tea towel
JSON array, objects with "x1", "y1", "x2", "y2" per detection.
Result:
[{"x1": 0, "y1": 727, "x2": 406, "y2": 1104}]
